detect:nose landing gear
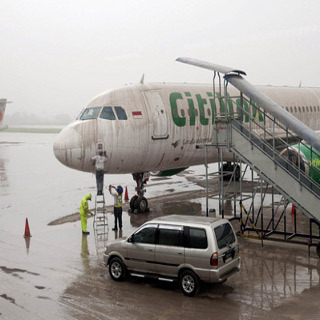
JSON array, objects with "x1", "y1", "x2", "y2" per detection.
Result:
[{"x1": 129, "y1": 173, "x2": 150, "y2": 213}]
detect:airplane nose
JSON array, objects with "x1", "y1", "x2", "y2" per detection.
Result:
[{"x1": 53, "y1": 124, "x2": 83, "y2": 170}]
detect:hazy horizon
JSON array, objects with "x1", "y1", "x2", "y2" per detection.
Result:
[{"x1": 1, "y1": 0, "x2": 320, "y2": 120}]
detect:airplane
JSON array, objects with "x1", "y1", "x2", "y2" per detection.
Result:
[
  {"x1": 280, "y1": 141, "x2": 320, "y2": 184},
  {"x1": 0, "y1": 99, "x2": 8, "y2": 131},
  {"x1": 53, "y1": 58, "x2": 320, "y2": 213}
]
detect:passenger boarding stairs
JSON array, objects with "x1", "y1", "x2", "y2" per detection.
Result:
[
  {"x1": 214, "y1": 116, "x2": 320, "y2": 224},
  {"x1": 176, "y1": 57, "x2": 320, "y2": 253}
]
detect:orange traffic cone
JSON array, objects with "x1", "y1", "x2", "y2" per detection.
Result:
[
  {"x1": 291, "y1": 204, "x2": 295, "y2": 215},
  {"x1": 124, "y1": 186, "x2": 129, "y2": 202},
  {"x1": 24, "y1": 218, "x2": 32, "y2": 238}
]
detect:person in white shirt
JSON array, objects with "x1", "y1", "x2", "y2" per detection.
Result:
[{"x1": 92, "y1": 151, "x2": 107, "y2": 195}]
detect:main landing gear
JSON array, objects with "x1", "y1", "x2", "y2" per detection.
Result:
[
  {"x1": 222, "y1": 162, "x2": 241, "y2": 181},
  {"x1": 129, "y1": 173, "x2": 150, "y2": 213}
]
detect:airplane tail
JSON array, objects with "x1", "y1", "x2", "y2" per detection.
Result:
[{"x1": 0, "y1": 98, "x2": 8, "y2": 130}]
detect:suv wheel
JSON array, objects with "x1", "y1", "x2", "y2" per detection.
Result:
[
  {"x1": 109, "y1": 257, "x2": 127, "y2": 281},
  {"x1": 180, "y1": 270, "x2": 199, "y2": 296}
]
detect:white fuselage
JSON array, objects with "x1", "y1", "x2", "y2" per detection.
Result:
[{"x1": 53, "y1": 83, "x2": 320, "y2": 174}]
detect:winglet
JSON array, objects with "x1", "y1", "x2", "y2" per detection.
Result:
[{"x1": 176, "y1": 57, "x2": 246, "y2": 76}]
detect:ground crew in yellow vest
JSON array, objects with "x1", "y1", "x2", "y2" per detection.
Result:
[
  {"x1": 109, "y1": 185, "x2": 123, "y2": 231},
  {"x1": 79, "y1": 194, "x2": 92, "y2": 235}
]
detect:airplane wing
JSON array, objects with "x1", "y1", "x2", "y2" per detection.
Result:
[{"x1": 176, "y1": 57, "x2": 246, "y2": 76}]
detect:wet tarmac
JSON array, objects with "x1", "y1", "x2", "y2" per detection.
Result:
[{"x1": 1, "y1": 130, "x2": 320, "y2": 320}]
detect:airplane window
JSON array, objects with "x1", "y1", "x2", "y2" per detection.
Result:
[
  {"x1": 306, "y1": 106, "x2": 309, "y2": 112},
  {"x1": 314, "y1": 106, "x2": 317, "y2": 112},
  {"x1": 285, "y1": 107, "x2": 288, "y2": 112},
  {"x1": 207, "y1": 108, "x2": 211, "y2": 116},
  {"x1": 294, "y1": 107, "x2": 297, "y2": 113},
  {"x1": 318, "y1": 106, "x2": 320, "y2": 112},
  {"x1": 181, "y1": 109, "x2": 185, "y2": 117},
  {"x1": 290, "y1": 107, "x2": 293, "y2": 113},
  {"x1": 298, "y1": 107, "x2": 301, "y2": 113},
  {"x1": 114, "y1": 106, "x2": 127, "y2": 120},
  {"x1": 302, "y1": 107, "x2": 305, "y2": 112},
  {"x1": 100, "y1": 106, "x2": 116, "y2": 120},
  {"x1": 80, "y1": 107, "x2": 102, "y2": 120}
]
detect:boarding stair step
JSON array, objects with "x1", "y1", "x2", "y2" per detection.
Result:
[{"x1": 231, "y1": 122, "x2": 320, "y2": 222}]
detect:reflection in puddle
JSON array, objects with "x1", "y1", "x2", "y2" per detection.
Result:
[
  {"x1": 61, "y1": 225, "x2": 320, "y2": 319},
  {"x1": 0, "y1": 158, "x2": 8, "y2": 188},
  {"x1": 222, "y1": 243, "x2": 320, "y2": 311},
  {"x1": 24, "y1": 237, "x2": 31, "y2": 254}
]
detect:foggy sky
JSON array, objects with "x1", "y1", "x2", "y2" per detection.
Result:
[{"x1": 1, "y1": 0, "x2": 320, "y2": 120}]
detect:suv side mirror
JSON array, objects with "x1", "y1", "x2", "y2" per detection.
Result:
[{"x1": 128, "y1": 235, "x2": 135, "y2": 243}]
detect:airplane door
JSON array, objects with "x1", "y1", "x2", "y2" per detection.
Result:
[{"x1": 143, "y1": 91, "x2": 169, "y2": 140}]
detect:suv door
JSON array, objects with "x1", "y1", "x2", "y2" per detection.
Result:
[
  {"x1": 126, "y1": 223, "x2": 157, "y2": 273},
  {"x1": 154, "y1": 224, "x2": 184, "y2": 277},
  {"x1": 184, "y1": 227, "x2": 210, "y2": 280}
]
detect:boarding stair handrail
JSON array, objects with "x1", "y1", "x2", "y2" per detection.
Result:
[
  {"x1": 232, "y1": 118, "x2": 320, "y2": 197},
  {"x1": 176, "y1": 57, "x2": 320, "y2": 224},
  {"x1": 227, "y1": 117, "x2": 320, "y2": 223}
]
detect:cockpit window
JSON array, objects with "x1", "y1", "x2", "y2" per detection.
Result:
[
  {"x1": 80, "y1": 107, "x2": 101, "y2": 120},
  {"x1": 100, "y1": 106, "x2": 116, "y2": 120},
  {"x1": 114, "y1": 106, "x2": 127, "y2": 120}
]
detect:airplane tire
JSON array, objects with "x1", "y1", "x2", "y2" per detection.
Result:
[
  {"x1": 134, "y1": 197, "x2": 148, "y2": 213},
  {"x1": 235, "y1": 165, "x2": 241, "y2": 181},
  {"x1": 130, "y1": 195, "x2": 138, "y2": 211},
  {"x1": 222, "y1": 163, "x2": 240, "y2": 181}
]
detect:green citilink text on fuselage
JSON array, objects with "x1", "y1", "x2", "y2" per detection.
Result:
[{"x1": 169, "y1": 91, "x2": 264, "y2": 127}]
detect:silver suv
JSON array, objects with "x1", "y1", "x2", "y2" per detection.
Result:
[{"x1": 103, "y1": 215, "x2": 240, "y2": 296}]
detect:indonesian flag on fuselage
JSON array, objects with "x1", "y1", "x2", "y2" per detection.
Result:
[{"x1": 132, "y1": 111, "x2": 143, "y2": 119}]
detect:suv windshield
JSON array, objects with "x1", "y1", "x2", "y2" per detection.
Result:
[
  {"x1": 80, "y1": 107, "x2": 101, "y2": 120},
  {"x1": 214, "y1": 223, "x2": 235, "y2": 249}
]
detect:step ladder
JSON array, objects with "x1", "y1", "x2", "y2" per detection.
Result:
[{"x1": 93, "y1": 193, "x2": 108, "y2": 237}]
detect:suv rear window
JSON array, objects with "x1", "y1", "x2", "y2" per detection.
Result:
[{"x1": 214, "y1": 223, "x2": 235, "y2": 249}]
